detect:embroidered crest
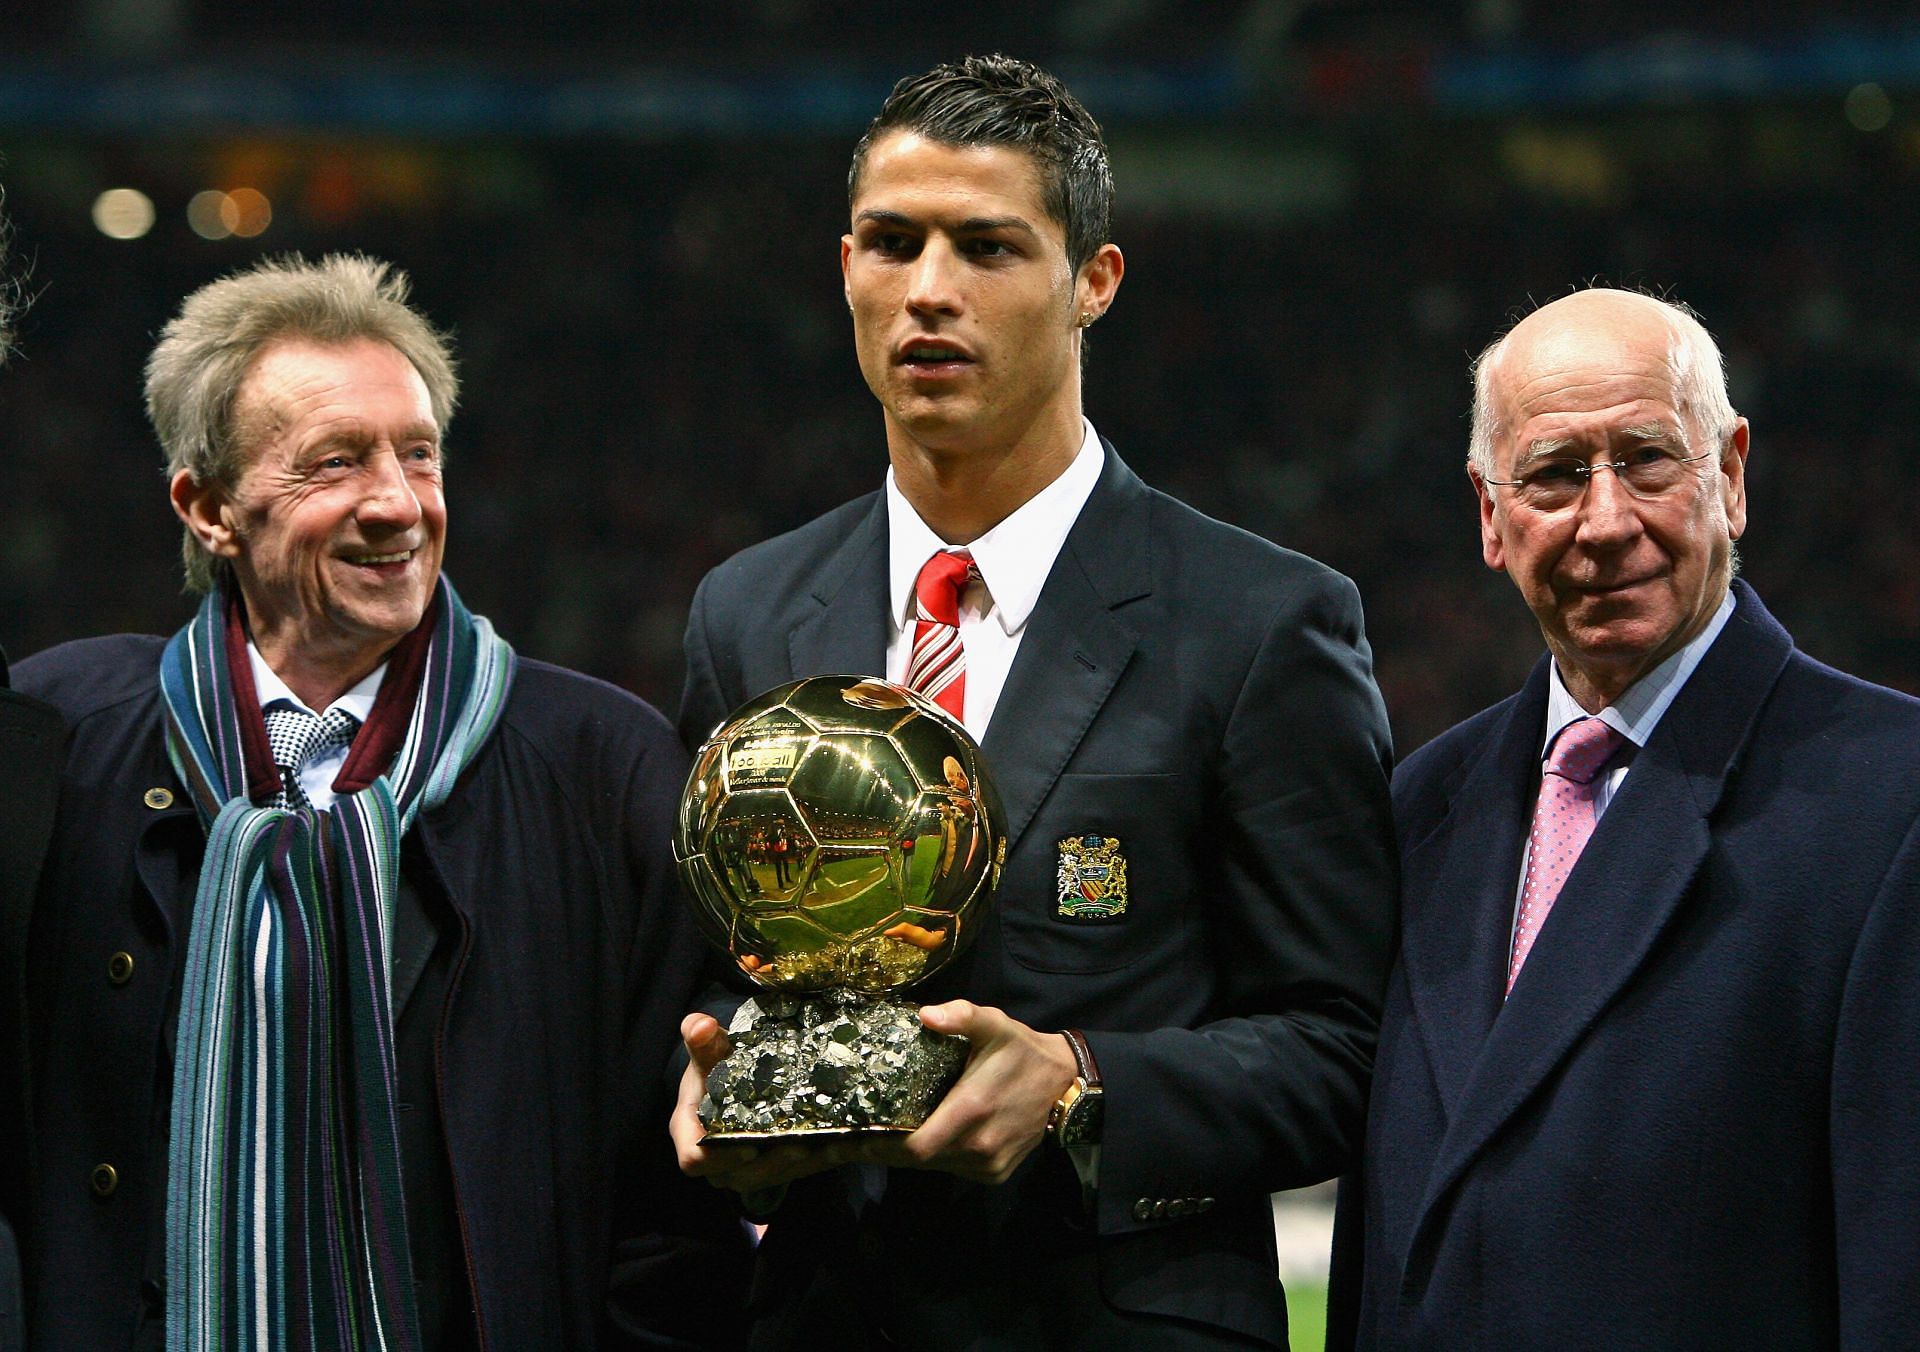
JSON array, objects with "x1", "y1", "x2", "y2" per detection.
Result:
[{"x1": 1057, "y1": 835, "x2": 1128, "y2": 919}]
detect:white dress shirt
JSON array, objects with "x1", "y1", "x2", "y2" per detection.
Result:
[
  {"x1": 247, "y1": 643, "x2": 386, "y2": 810},
  {"x1": 884, "y1": 418, "x2": 1105, "y2": 742}
]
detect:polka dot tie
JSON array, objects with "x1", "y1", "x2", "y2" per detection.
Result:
[
  {"x1": 1507, "y1": 716, "x2": 1624, "y2": 995},
  {"x1": 906, "y1": 550, "x2": 978, "y2": 722},
  {"x1": 263, "y1": 705, "x2": 361, "y2": 811}
]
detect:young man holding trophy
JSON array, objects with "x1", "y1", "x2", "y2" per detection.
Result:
[{"x1": 671, "y1": 55, "x2": 1397, "y2": 1350}]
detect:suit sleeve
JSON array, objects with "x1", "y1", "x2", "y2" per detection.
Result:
[
  {"x1": 1087, "y1": 570, "x2": 1399, "y2": 1235},
  {"x1": 602, "y1": 711, "x2": 752, "y2": 1350},
  {"x1": 1831, "y1": 811, "x2": 1920, "y2": 1349}
]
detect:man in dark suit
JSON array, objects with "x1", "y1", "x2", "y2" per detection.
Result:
[
  {"x1": 14, "y1": 253, "x2": 745, "y2": 1348},
  {"x1": 0, "y1": 191, "x2": 64, "y2": 1352},
  {"x1": 671, "y1": 55, "x2": 1398, "y2": 1350},
  {"x1": 1331, "y1": 288, "x2": 1920, "y2": 1348}
]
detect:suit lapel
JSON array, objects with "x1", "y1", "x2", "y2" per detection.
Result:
[
  {"x1": 980, "y1": 446, "x2": 1148, "y2": 849},
  {"x1": 1408, "y1": 583, "x2": 1795, "y2": 1244},
  {"x1": 1396, "y1": 668, "x2": 1547, "y2": 1119},
  {"x1": 788, "y1": 494, "x2": 890, "y2": 681}
]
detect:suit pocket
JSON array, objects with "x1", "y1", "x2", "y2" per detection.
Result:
[{"x1": 997, "y1": 771, "x2": 1191, "y2": 975}]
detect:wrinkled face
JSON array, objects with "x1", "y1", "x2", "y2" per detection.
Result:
[
  {"x1": 216, "y1": 337, "x2": 446, "y2": 675},
  {"x1": 841, "y1": 131, "x2": 1088, "y2": 455},
  {"x1": 1474, "y1": 299, "x2": 1748, "y2": 704}
]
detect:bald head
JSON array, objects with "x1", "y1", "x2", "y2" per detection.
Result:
[{"x1": 1469, "y1": 289, "x2": 1738, "y2": 478}]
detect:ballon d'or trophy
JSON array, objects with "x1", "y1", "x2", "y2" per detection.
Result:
[{"x1": 675, "y1": 675, "x2": 1006, "y2": 1138}]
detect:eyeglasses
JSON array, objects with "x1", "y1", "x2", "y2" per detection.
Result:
[{"x1": 1483, "y1": 448, "x2": 1716, "y2": 512}]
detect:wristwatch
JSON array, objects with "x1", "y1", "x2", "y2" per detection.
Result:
[{"x1": 1046, "y1": 1028, "x2": 1104, "y2": 1149}]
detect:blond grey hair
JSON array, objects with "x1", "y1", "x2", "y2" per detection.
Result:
[
  {"x1": 147, "y1": 252, "x2": 458, "y2": 591},
  {"x1": 1467, "y1": 288, "x2": 1739, "y2": 479}
]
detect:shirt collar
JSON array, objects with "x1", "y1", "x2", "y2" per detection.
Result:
[
  {"x1": 247, "y1": 640, "x2": 387, "y2": 724},
  {"x1": 886, "y1": 418, "x2": 1105, "y2": 637},
  {"x1": 1542, "y1": 588, "x2": 1737, "y2": 756}
]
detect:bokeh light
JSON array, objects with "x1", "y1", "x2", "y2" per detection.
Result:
[{"x1": 90, "y1": 188, "x2": 155, "y2": 240}]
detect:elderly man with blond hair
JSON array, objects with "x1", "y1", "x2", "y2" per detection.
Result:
[
  {"x1": 13, "y1": 254, "x2": 745, "y2": 1350},
  {"x1": 1332, "y1": 288, "x2": 1920, "y2": 1349}
]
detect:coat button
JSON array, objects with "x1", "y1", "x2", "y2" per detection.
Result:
[
  {"x1": 108, "y1": 952, "x2": 135, "y2": 985},
  {"x1": 1132, "y1": 1197, "x2": 1154, "y2": 1222},
  {"x1": 1168, "y1": 1198, "x2": 1189, "y2": 1218},
  {"x1": 143, "y1": 787, "x2": 174, "y2": 810},
  {"x1": 90, "y1": 1163, "x2": 119, "y2": 1197}
]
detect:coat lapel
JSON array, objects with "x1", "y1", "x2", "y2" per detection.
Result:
[
  {"x1": 788, "y1": 494, "x2": 890, "y2": 682},
  {"x1": 980, "y1": 445, "x2": 1148, "y2": 850},
  {"x1": 1408, "y1": 582, "x2": 1794, "y2": 1245},
  {"x1": 1396, "y1": 667, "x2": 1548, "y2": 1119}
]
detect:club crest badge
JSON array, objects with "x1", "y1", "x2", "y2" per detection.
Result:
[{"x1": 1057, "y1": 835, "x2": 1129, "y2": 920}]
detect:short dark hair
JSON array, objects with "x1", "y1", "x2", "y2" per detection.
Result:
[{"x1": 848, "y1": 54, "x2": 1113, "y2": 276}]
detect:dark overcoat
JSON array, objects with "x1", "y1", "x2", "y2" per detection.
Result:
[
  {"x1": 14, "y1": 637, "x2": 748, "y2": 1349},
  {"x1": 0, "y1": 649, "x2": 63, "y2": 1352},
  {"x1": 1331, "y1": 582, "x2": 1920, "y2": 1349}
]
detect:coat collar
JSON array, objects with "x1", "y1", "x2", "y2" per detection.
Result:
[
  {"x1": 783, "y1": 441, "x2": 1151, "y2": 851},
  {"x1": 1402, "y1": 580, "x2": 1794, "y2": 1243}
]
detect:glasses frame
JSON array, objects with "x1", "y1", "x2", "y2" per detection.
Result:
[{"x1": 1483, "y1": 449, "x2": 1717, "y2": 508}]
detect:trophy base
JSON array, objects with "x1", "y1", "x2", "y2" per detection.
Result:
[{"x1": 699, "y1": 988, "x2": 968, "y2": 1138}]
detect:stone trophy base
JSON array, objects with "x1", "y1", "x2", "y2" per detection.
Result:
[{"x1": 699, "y1": 987, "x2": 969, "y2": 1139}]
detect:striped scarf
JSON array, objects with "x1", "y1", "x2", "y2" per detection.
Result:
[{"x1": 159, "y1": 578, "x2": 514, "y2": 1352}]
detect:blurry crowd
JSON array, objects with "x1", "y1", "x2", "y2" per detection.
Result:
[{"x1": 2, "y1": 104, "x2": 1914, "y2": 754}]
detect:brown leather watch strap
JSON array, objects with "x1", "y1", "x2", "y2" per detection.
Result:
[{"x1": 1062, "y1": 1028, "x2": 1101, "y2": 1087}]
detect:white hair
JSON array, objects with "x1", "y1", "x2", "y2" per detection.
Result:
[{"x1": 1467, "y1": 288, "x2": 1739, "y2": 478}]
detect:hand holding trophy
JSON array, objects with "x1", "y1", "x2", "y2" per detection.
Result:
[{"x1": 675, "y1": 675, "x2": 1005, "y2": 1139}]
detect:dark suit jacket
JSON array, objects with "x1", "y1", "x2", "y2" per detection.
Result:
[
  {"x1": 682, "y1": 446, "x2": 1398, "y2": 1349},
  {"x1": 0, "y1": 649, "x2": 63, "y2": 1352},
  {"x1": 1331, "y1": 581, "x2": 1920, "y2": 1349},
  {"x1": 14, "y1": 637, "x2": 747, "y2": 1350}
]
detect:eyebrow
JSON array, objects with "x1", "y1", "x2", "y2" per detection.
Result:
[
  {"x1": 854, "y1": 209, "x2": 1039, "y2": 236},
  {"x1": 308, "y1": 422, "x2": 440, "y2": 453},
  {"x1": 1519, "y1": 422, "x2": 1686, "y2": 462}
]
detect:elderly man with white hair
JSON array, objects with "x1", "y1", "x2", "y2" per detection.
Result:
[{"x1": 1331, "y1": 287, "x2": 1920, "y2": 1350}]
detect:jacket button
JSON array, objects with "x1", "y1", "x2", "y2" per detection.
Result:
[
  {"x1": 1132, "y1": 1197, "x2": 1154, "y2": 1222},
  {"x1": 1168, "y1": 1198, "x2": 1189, "y2": 1218},
  {"x1": 143, "y1": 787, "x2": 174, "y2": 809},
  {"x1": 90, "y1": 1163, "x2": 119, "y2": 1197},
  {"x1": 108, "y1": 952, "x2": 135, "y2": 985}
]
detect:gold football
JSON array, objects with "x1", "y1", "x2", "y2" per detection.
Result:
[{"x1": 675, "y1": 675, "x2": 1005, "y2": 994}]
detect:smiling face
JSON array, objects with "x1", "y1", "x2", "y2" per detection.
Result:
[
  {"x1": 841, "y1": 131, "x2": 1120, "y2": 475},
  {"x1": 171, "y1": 337, "x2": 446, "y2": 703},
  {"x1": 1472, "y1": 293, "x2": 1749, "y2": 710}
]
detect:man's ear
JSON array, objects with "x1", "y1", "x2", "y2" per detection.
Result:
[
  {"x1": 170, "y1": 469, "x2": 244, "y2": 561},
  {"x1": 1073, "y1": 242, "x2": 1124, "y2": 322},
  {"x1": 1472, "y1": 464, "x2": 1508, "y2": 573}
]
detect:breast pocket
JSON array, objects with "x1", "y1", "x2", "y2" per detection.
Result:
[{"x1": 997, "y1": 771, "x2": 1192, "y2": 975}]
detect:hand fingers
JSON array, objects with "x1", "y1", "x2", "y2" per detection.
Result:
[{"x1": 680, "y1": 1011, "x2": 732, "y2": 1072}]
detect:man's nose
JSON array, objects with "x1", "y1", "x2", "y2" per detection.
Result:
[
  {"x1": 356, "y1": 449, "x2": 424, "y2": 528},
  {"x1": 905, "y1": 241, "x2": 962, "y2": 317},
  {"x1": 1573, "y1": 464, "x2": 1642, "y2": 545}
]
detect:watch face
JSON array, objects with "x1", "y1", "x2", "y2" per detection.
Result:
[{"x1": 1059, "y1": 1087, "x2": 1104, "y2": 1148}]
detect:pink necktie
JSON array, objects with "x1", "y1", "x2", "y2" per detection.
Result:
[
  {"x1": 1508, "y1": 716, "x2": 1625, "y2": 994},
  {"x1": 907, "y1": 550, "x2": 976, "y2": 722}
]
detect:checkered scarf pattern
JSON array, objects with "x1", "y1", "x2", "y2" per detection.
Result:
[{"x1": 158, "y1": 577, "x2": 514, "y2": 1351}]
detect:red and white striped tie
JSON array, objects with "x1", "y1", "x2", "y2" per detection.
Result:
[{"x1": 907, "y1": 549, "x2": 976, "y2": 722}]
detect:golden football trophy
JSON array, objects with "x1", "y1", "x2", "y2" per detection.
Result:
[{"x1": 675, "y1": 675, "x2": 1005, "y2": 1137}]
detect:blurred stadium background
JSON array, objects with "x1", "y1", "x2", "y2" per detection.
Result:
[
  {"x1": 3, "y1": 3, "x2": 1916, "y2": 1333},
  {"x1": 3, "y1": 2, "x2": 1915, "y2": 749}
]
